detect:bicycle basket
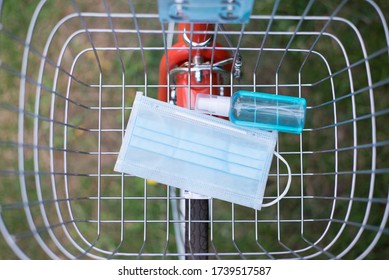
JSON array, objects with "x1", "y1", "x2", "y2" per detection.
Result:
[{"x1": 0, "y1": 0, "x2": 388, "y2": 259}]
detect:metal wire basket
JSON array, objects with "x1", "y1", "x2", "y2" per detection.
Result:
[{"x1": 0, "y1": 0, "x2": 388, "y2": 259}]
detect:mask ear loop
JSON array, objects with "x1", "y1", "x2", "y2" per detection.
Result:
[{"x1": 261, "y1": 151, "x2": 292, "y2": 208}]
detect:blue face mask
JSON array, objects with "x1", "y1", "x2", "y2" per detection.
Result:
[{"x1": 115, "y1": 93, "x2": 290, "y2": 210}]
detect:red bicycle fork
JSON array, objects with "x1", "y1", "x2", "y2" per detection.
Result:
[
  {"x1": 158, "y1": 23, "x2": 233, "y2": 108},
  {"x1": 158, "y1": 23, "x2": 234, "y2": 260}
]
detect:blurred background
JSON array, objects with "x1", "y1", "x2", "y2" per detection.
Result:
[{"x1": 1, "y1": 0, "x2": 388, "y2": 259}]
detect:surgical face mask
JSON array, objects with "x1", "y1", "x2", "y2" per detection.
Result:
[{"x1": 115, "y1": 93, "x2": 291, "y2": 210}]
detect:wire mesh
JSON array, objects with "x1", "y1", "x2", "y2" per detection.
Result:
[{"x1": 0, "y1": 0, "x2": 388, "y2": 259}]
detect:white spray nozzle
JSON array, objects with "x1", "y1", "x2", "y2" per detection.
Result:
[{"x1": 195, "y1": 94, "x2": 231, "y2": 117}]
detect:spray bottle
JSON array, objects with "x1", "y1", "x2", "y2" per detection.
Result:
[{"x1": 195, "y1": 90, "x2": 306, "y2": 134}]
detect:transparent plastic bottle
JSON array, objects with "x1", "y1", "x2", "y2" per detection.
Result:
[{"x1": 195, "y1": 90, "x2": 306, "y2": 134}]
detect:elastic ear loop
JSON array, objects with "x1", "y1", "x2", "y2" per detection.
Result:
[{"x1": 261, "y1": 151, "x2": 292, "y2": 208}]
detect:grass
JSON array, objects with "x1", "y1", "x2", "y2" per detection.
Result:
[{"x1": 1, "y1": 0, "x2": 389, "y2": 259}]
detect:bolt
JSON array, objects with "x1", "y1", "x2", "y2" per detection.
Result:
[
  {"x1": 233, "y1": 53, "x2": 242, "y2": 80},
  {"x1": 193, "y1": 56, "x2": 204, "y2": 83}
]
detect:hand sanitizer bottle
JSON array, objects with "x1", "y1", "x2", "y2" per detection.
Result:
[{"x1": 195, "y1": 90, "x2": 306, "y2": 134}]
